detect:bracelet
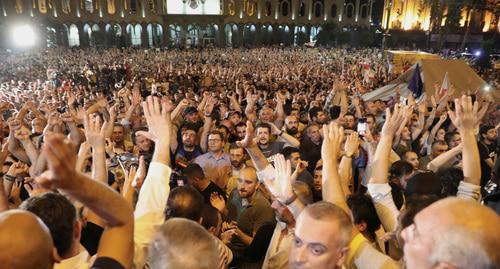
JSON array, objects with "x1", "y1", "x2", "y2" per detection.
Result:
[
  {"x1": 278, "y1": 130, "x2": 284, "y2": 137},
  {"x1": 4, "y1": 174, "x2": 16, "y2": 182},
  {"x1": 344, "y1": 154, "x2": 353, "y2": 158},
  {"x1": 282, "y1": 193, "x2": 298, "y2": 205}
]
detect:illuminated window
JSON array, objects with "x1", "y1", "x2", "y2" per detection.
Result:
[
  {"x1": 61, "y1": 0, "x2": 71, "y2": 14},
  {"x1": 265, "y1": 0, "x2": 271, "y2": 16},
  {"x1": 68, "y1": 24, "x2": 80, "y2": 47},
  {"x1": 85, "y1": 0, "x2": 94, "y2": 13}
]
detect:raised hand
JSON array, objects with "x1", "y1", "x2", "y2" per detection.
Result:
[
  {"x1": 448, "y1": 95, "x2": 479, "y2": 133},
  {"x1": 131, "y1": 89, "x2": 142, "y2": 107},
  {"x1": 132, "y1": 155, "x2": 146, "y2": 190},
  {"x1": 344, "y1": 132, "x2": 360, "y2": 157},
  {"x1": 210, "y1": 193, "x2": 226, "y2": 213},
  {"x1": 263, "y1": 154, "x2": 294, "y2": 203},
  {"x1": 35, "y1": 134, "x2": 77, "y2": 190},
  {"x1": 380, "y1": 104, "x2": 406, "y2": 137},
  {"x1": 141, "y1": 96, "x2": 170, "y2": 143},
  {"x1": 236, "y1": 121, "x2": 257, "y2": 148},
  {"x1": 14, "y1": 128, "x2": 31, "y2": 142},
  {"x1": 60, "y1": 112, "x2": 75, "y2": 123},
  {"x1": 321, "y1": 122, "x2": 344, "y2": 162},
  {"x1": 83, "y1": 114, "x2": 107, "y2": 148}
]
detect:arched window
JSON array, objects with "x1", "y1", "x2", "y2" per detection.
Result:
[
  {"x1": 61, "y1": 0, "x2": 71, "y2": 14},
  {"x1": 314, "y1": 2, "x2": 323, "y2": 18},
  {"x1": 107, "y1": 0, "x2": 116, "y2": 14},
  {"x1": 346, "y1": 4, "x2": 354, "y2": 18},
  {"x1": 298, "y1": 1, "x2": 305, "y2": 17},
  {"x1": 331, "y1": 4, "x2": 337, "y2": 17},
  {"x1": 281, "y1": 0, "x2": 290, "y2": 17},
  {"x1": 360, "y1": 5, "x2": 368, "y2": 18},
  {"x1": 265, "y1": 0, "x2": 272, "y2": 16},
  {"x1": 84, "y1": 0, "x2": 94, "y2": 13},
  {"x1": 68, "y1": 24, "x2": 80, "y2": 47},
  {"x1": 127, "y1": 24, "x2": 142, "y2": 45}
]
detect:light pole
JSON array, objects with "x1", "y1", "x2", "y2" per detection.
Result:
[{"x1": 381, "y1": 0, "x2": 393, "y2": 51}]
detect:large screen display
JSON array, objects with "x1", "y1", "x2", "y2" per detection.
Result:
[{"x1": 167, "y1": 0, "x2": 221, "y2": 15}]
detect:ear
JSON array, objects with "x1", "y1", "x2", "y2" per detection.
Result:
[
  {"x1": 355, "y1": 222, "x2": 367, "y2": 233},
  {"x1": 198, "y1": 217, "x2": 203, "y2": 225},
  {"x1": 336, "y1": 246, "x2": 349, "y2": 267},
  {"x1": 74, "y1": 220, "x2": 82, "y2": 240},
  {"x1": 207, "y1": 226, "x2": 216, "y2": 235},
  {"x1": 52, "y1": 247, "x2": 62, "y2": 264}
]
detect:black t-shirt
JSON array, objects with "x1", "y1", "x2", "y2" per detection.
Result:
[
  {"x1": 200, "y1": 181, "x2": 227, "y2": 204},
  {"x1": 91, "y1": 257, "x2": 125, "y2": 269},
  {"x1": 80, "y1": 221, "x2": 104, "y2": 256},
  {"x1": 478, "y1": 141, "x2": 498, "y2": 186}
]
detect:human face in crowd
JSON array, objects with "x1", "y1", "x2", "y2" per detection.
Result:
[
  {"x1": 208, "y1": 133, "x2": 223, "y2": 153},
  {"x1": 307, "y1": 125, "x2": 322, "y2": 145},
  {"x1": 229, "y1": 113, "x2": 241, "y2": 126},
  {"x1": 288, "y1": 152, "x2": 302, "y2": 170},
  {"x1": 230, "y1": 147, "x2": 245, "y2": 169},
  {"x1": 314, "y1": 111, "x2": 327, "y2": 124},
  {"x1": 403, "y1": 151, "x2": 419, "y2": 170},
  {"x1": 365, "y1": 102, "x2": 378, "y2": 115},
  {"x1": 185, "y1": 112, "x2": 200, "y2": 123},
  {"x1": 435, "y1": 128, "x2": 446, "y2": 141},
  {"x1": 135, "y1": 134, "x2": 153, "y2": 152},
  {"x1": 313, "y1": 169, "x2": 322, "y2": 191},
  {"x1": 112, "y1": 125, "x2": 125, "y2": 143},
  {"x1": 236, "y1": 125, "x2": 247, "y2": 140},
  {"x1": 285, "y1": 116, "x2": 299, "y2": 135},
  {"x1": 431, "y1": 143, "x2": 448, "y2": 158},
  {"x1": 290, "y1": 211, "x2": 346, "y2": 269},
  {"x1": 344, "y1": 115, "x2": 355, "y2": 129},
  {"x1": 447, "y1": 133, "x2": 461, "y2": 148},
  {"x1": 259, "y1": 107, "x2": 274, "y2": 122},
  {"x1": 237, "y1": 168, "x2": 259, "y2": 199},
  {"x1": 290, "y1": 109, "x2": 300, "y2": 118},
  {"x1": 400, "y1": 205, "x2": 442, "y2": 269},
  {"x1": 31, "y1": 117, "x2": 45, "y2": 134},
  {"x1": 483, "y1": 128, "x2": 497, "y2": 142},
  {"x1": 271, "y1": 200, "x2": 295, "y2": 225},
  {"x1": 257, "y1": 127, "x2": 271, "y2": 146},
  {"x1": 182, "y1": 129, "x2": 197, "y2": 148},
  {"x1": 401, "y1": 126, "x2": 412, "y2": 141}
]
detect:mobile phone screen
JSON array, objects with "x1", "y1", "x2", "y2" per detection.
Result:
[{"x1": 357, "y1": 122, "x2": 367, "y2": 134}]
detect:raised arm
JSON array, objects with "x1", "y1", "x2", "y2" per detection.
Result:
[
  {"x1": 36, "y1": 135, "x2": 134, "y2": 269},
  {"x1": 427, "y1": 143, "x2": 462, "y2": 172},
  {"x1": 370, "y1": 105, "x2": 406, "y2": 185},
  {"x1": 448, "y1": 95, "x2": 481, "y2": 186},
  {"x1": 339, "y1": 132, "x2": 360, "y2": 196},
  {"x1": 321, "y1": 122, "x2": 350, "y2": 214}
]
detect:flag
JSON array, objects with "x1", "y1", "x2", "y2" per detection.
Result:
[
  {"x1": 408, "y1": 64, "x2": 423, "y2": 98},
  {"x1": 440, "y1": 72, "x2": 449, "y2": 95}
]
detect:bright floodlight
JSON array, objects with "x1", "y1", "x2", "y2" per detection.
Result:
[
  {"x1": 12, "y1": 25, "x2": 36, "y2": 47},
  {"x1": 474, "y1": 50, "x2": 481, "y2": 57},
  {"x1": 484, "y1": 85, "x2": 491, "y2": 91}
]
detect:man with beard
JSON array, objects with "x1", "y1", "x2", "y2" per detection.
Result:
[
  {"x1": 226, "y1": 166, "x2": 275, "y2": 253},
  {"x1": 171, "y1": 124, "x2": 203, "y2": 171},
  {"x1": 226, "y1": 143, "x2": 251, "y2": 195},
  {"x1": 281, "y1": 147, "x2": 314, "y2": 190},
  {"x1": 308, "y1": 107, "x2": 327, "y2": 125},
  {"x1": 300, "y1": 124, "x2": 323, "y2": 172},
  {"x1": 478, "y1": 125, "x2": 498, "y2": 186},
  {"x1": 234, "y1": 122, "x2": 247, "y2": 141},
  {"x1": 284, "y1": 115, "x2": 302, "y2": 140},
  {"x1": 256, "y1": 122, "x2": 300, "y2": 158}
]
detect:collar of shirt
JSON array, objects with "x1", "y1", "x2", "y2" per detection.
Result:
[{"x1": 207, "y1": 151, "x2": 229, "y2": 161}]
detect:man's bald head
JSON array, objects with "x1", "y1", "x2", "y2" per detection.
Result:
[
  {"x1": 403, "y1": 197, "x2": 500, "y2": 269},
  {"x1": 0, "y1": 210, "x2": 55, "y2": 269}
]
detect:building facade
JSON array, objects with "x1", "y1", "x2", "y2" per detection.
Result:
[
  {"x1": 381, "y1": 0, "x2": 498, "y2": 33},
  {"x1": 1, "y1": 0, "x2": 373, "y2": 48}
]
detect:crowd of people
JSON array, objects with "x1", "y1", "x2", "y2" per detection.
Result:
[{"x1": 0, "y1": 47, "x2": 499, "y2": 269}]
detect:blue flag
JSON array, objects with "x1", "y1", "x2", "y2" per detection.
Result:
[{"x1": 408, "y1": 64, "x2": 423, "y2": 98}]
